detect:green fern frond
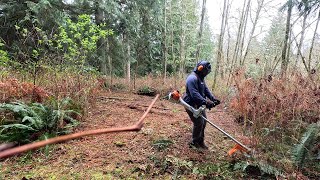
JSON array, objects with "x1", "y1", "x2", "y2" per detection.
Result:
[
  {"x1": 0, "y1": 123, "x2": 36, "y2": 143},
  {"x1": 0, "y1": 102, "x2": 30, "y2": 119},
  {"x1": 233, "y1": 161, "x2": 249, "y2": 171},
  {"x1": 234, "y1": 161, "x2": 283, "y2": 177},
  {"x1": 59, "y1": 97, "x2": 72, "y2": 108},
  {"x1": 257, "y1": 162, "x2": 283, "y2": 177},
  {"x1": 292, "y1": 123, "x2": 319, "y2": 169},
  {"x1": 0, "y1": 124, "x2": 35, "y2": 132},
  {"x1": 152, "y1": 139, "x2": 173, "y2": 151},
  {"x1": 0, "y1": 98, "x2": 81, "y2": 143}
]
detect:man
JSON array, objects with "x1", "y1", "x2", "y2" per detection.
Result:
[{"x1": 183, "y1": 60, "x2": 220, "y2": 149}]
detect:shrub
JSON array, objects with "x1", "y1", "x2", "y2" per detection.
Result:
[
  {"x1": 230, "y1": 70, "x2": 319, "y2": 133},
  {"x1": 137, "y1": 85, "x2": 157, "y2": 96},
  {"x1": 0, "y1": 40, "x2": 9, "y2": 67},
  {"x1": 292, "y1": 123, "x2": 319, "y2": 169},
  {"x1": 229, "y1": 69, "x2": 320, "y2": 175},
  {"x1": 0, "y1": 98, "x2": 80, "y2": 144},
  {"x1": 0, "y1": 78, "x2": 49, "y2": 103}
]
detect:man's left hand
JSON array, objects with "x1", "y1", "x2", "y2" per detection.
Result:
[
  {"x1": 205, "y1": 100, "x2": 215, "y2": 110},
  {"x1": 213, "y1": 99, "x2": 220, "y2": 106}
]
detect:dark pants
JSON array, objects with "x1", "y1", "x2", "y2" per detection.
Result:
[{"x1": 186, "y1": 108, "x2": 207, "y2": 145}]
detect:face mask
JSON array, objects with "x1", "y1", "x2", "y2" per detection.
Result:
[{"x1": 199, "y1": 63, "x2": 211, "y2": 77}]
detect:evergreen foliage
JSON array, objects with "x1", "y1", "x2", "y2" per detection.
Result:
[
  {"x1": 152, "y1": 139, "x2": 173, "y2": 151},
  {"x1": 0, "y1": 98, "x2": 80, "y2": 144},
  {"x1": 0, "y1": 0, "x2": 214, "y2": 76},
  {"x1": 292, "y1": 123, "x2": 320, "y2": 169},
  {"x1": 233, "y1": 161, "x2": 283, "y2": 178},
  {"x1": 0, "y1": 40, "x2": 9, "y2": 66}
]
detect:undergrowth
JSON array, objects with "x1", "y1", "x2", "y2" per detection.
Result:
[
  {"x1": 0, "y1": 98, "x2": 80, "y2": 144},
  {"x1": 229, "y1": 69, "x2": 320, "y2": 177},
  {"x1": 0, "y1": 78, "x2": 49, "y2": 103},
  {"x1": 152, "y1": 139, "x2": 173, "y2": 151},
  {"x1": 292, "y1": 123, "x2": 320, "y2": 175}
]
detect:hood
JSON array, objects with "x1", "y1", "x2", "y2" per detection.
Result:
[{"x1": 193, "y1": 60, "x2": 212, "y2": 78}]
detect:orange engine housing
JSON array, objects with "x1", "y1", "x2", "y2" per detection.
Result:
[{"x1": 171, "y1": 90, "x2": 181, "y2": 101}]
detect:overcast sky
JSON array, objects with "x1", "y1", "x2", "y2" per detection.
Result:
[
  {"x1": 206, "y1": 0, "x2": 284, "y2": 35},
  {"x1": 206, "y1": 0, "x2": 319, "y2": 44}
]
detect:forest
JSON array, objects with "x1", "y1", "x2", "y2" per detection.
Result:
[{"x1": 0, "y1": 0, "x2": 319, "y2": 179}]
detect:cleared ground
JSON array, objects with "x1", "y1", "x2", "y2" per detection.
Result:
[{"x1": 0, "y1": 91, "x2": 247, "y2": 179}]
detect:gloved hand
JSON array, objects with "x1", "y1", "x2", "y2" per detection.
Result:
[
  {"x1": 205, "y1": 99, "x2": 215, "y2": 110},
  {"x1": 212, "y1": 99, "x2": 221, "y2": 106}
]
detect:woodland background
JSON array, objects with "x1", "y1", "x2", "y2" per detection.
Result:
[{"x1": 0, "y1": 0, "x2": 319, "y2": 179}]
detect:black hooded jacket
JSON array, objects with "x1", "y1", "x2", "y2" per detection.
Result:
[{"x1": 183, "y1": 61, "x2": 215, "y2": 107}]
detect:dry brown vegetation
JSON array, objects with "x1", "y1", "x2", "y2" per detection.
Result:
[
  {"x1": 229, "y1": 69, "x2": 320, "y2": 177},
  {"x1": 230, "y1": 69, "x2": 319, "y2": 132}
]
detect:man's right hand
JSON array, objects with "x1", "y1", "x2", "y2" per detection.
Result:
[
  {"x1": 205, "y1": 100, "x2": 215, "y2": 110},
  {"x1": 206, "y1": 99, "x2": 221, "y2": 110}
]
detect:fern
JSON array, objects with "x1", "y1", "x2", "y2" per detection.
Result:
[
  {"x1": 234, "y1": 161, "x2": 283, "y2": 177},
  {"x1": 0, "y1": 98, "x2": 81, "y2": 143},
  {"x1": 152, "y1": 139, "x2": 173, "y2": 151},
  {"x1": 257, "y1": 162, "x2": 283, "y2": 177},
  {"x1": 0, "y1": 124, "x2": 36, "y2": 143},
  {"x1": 292, "y1": 123, "x2": 319, "y2": 169}
]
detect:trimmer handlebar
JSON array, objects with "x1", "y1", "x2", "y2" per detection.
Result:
[
  {"x1": 179, "y1": 97, "x2": 205, "y2": 118},
  {"x1": 168, "y1": 90, "x2": 205, "y2": 118}
]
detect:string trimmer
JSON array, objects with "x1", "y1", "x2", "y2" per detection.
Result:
[{"x1": 168, "y1": 90, "x2": 252, "y2": 156}]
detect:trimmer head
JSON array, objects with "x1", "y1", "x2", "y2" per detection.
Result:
[{"x1": 228, "y1": 144, "x2": 251, "y2": 156}]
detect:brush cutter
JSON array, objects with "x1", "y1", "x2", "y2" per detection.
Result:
[{"x1": 168, "y1": 90, "x2": 252, "y2": 156}]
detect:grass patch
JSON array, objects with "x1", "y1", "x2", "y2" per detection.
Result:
[{"x1": 152, "y1": 139, "x2": 173, "y2": 151}]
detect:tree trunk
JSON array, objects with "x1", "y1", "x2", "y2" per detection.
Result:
[
  {"x1": 308, "y1": 9, "x2": 320, "y2": 71},
  {"x1": 179, "y1": 0, "x2": 186, "y2": 77},
  {"x1": 291, "y1": 29, "x2": 317, "y2": 88},
  {"x1": 179, "y1": 27, "x2": 186, "y2": 77},
  {"x1": 242, "y1": 0, "x2": 264, "y2": 65},
  {"x1": 231, "y1": 0, "x2": 247, "y2": 68},
  {"x1": 271, "y1": 56, "x2": 281, "y2": 75},
  {"x1": 222, "y1": 2, "x2": 231, "y2": 79},
  {"x1": 195, "y1": 0, "x2": 207, "y2": 63},
  {"x1": 121, "y1": 34, "x2": 126, "y2": 78},
  {"x1": 238, "y1": 0, "x2": 251, "y2": 66},
  {"x1": 226, "y1": 28, "x2": 232, "y2": 86},
  {"x1": 107, "y1": 37, "x2": 112, "y2": 86},
  {"x1": 289, "y1": 23, "x2": 316, "y2": 88},
  {"x1": 286, "y1": 24, "x2": 292, "y2": 71},
  {"x1": 127, "y1": 39, "x2": 131, "y2": 85},
  {"x1": 99, "y1": 40, "x2": 107, "y2": 74},
  {"x1": 170, "y1": 0, "x2": 176, "y2": 86},
  {"x1": 295, "y1": 13, "x2": 307, "y2": 69},
  {"x1": 213, "y1": 0, "x2": 228, "y2": 89},
  {"x1": 163, "y1": 0, "x2": 168, "y2": 82},
  {"x1": 95, "y1": 0, "x2": 107, "y2": 74},
  {"x1": 281, "y1": 0, "x2": 292, "y2": 77}
]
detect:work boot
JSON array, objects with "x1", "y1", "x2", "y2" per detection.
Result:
[
  {"x1": 189, "y1": 142, "x2": 201, "y2": 149},
  {"x1": 199, "y1": 142, "x2": 209, "y2": 150}
]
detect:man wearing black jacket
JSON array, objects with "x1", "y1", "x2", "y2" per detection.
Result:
[{"x1": 183, "y1": 60, "x2": 220, "y2": 149}]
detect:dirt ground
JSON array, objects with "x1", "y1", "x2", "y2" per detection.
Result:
[{"x1": 0, "y1": 91, "x2": 248, "y2": 179}]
